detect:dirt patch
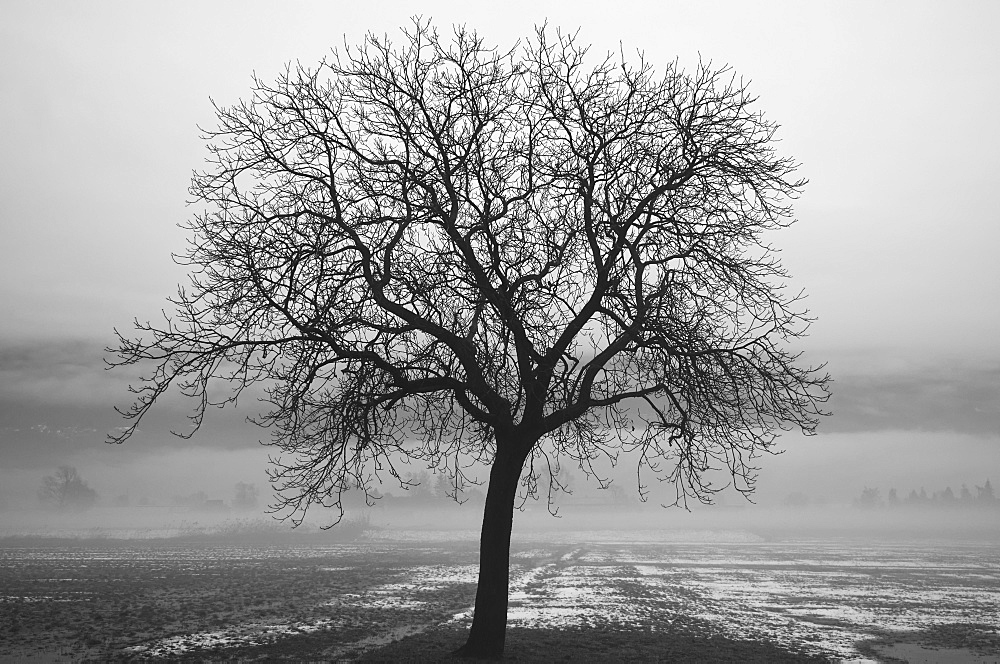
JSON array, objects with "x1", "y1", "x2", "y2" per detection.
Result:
[{"x1": 0, "y1": 539, "x2": 478, "y2": 661}]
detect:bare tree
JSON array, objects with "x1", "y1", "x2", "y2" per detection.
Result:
[
  {"x1": 108, "y1": 21, "x2": 828, "y2": 657},
  {"x1": 38, "y1": 466, "x2": 98, "y2": 510},
  {"x1": 976, "y1": 479, "x2": 995, "y2": 504},
  {"x1": 233, "y1": 482, "x2": 260, "y2": 510},
  {"x1": 856, "y1": 486, "x2": 882, "y2": 509}
]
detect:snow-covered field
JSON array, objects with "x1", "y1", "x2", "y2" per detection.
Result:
[{"x1": 1, "y1": 530, "x2": 997, "y2": 661}]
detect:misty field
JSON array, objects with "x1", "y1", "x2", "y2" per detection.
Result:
[{"x1": 1, "y1": 526, "x2": 998, "y2": 662}]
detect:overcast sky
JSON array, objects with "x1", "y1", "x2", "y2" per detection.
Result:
[{"x1": 1, "y1": 0, "x2": 998, "y2": 507}]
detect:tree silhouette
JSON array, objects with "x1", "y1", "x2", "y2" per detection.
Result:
[
  {"x1": 108, "y1": 21, "x2": 828, "y2": 657},
  {"x1": 233, "y1": 482, "x2": 259, "y2": 510},
  {"x1": 38, "y1": 466, "x2": 98, "y2": 510},
  {"x1": 976, "y1": 479, "x2": 995, "y2": 504},
  {"x1": 857, "y1": 486, "x2": 881, "y2": 509},
  {"x1": 961, "y1": 484, "x2": 973, "y2": 502},
  {"x1": 433, "y1": 471, "x2": 453, "y2": 501}
]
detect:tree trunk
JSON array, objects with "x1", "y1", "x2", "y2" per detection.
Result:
[{"x1": 454, "y1": 440, "x2": 529, "y2": 659}]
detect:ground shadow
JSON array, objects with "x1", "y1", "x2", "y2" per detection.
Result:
[{"x1": 357, "y1": 624, "x2": 833, "y2": 662}]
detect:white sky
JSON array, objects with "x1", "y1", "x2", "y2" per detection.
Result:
[
  {"x1": 2, "y1": 0, "x2": 998, "y2": 359},
  {"x1": 1, "y1": 0, "x2": 998, "y2": 501}
]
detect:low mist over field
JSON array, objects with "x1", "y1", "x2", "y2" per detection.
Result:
[
  {"x1": 3, "y1": 341, "x2": 997, "y2": 544},
  {"x1": 2, "y1": 460, "x2": 997, "y2": 544},
  {"x1": 2, "y1": 383, "x2": 998, "y2": 542}
]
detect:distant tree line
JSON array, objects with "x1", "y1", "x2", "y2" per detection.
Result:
[
  {"x1": 369, "y1": 467, "x2": 631, "y2": 510},
  {"x1": 364, "y1": 471, "x2": 486, "y2": 507},
  {"x1": 33, "y1": 467, "x2": 265, "y2": 513},
  {"x1": 855, "y1": 480, "x2": 996, "y2": 509},
  {"x1": 170, "y1": 483, "x2": 260, "y2": 511},
  {"x1": 26, "y1": 466, "x2": 634, "y2": 514}
]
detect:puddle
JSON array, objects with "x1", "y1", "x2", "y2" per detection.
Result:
[{"x1": 874, "y1": 642, "x2": 999, "y2": 663}]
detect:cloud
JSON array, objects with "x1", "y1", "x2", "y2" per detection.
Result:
[
  {"x1": 0, "y1": 338, "x2": 265, "y2": 469},
  {"x1": 0, "y1": 338, "x2": 124, "y2": 406},
  {"x1": 4, "y1": 337, "x2": 998, "y2": 474},
  {"x1": 824, "y1": 362, "x2": 1000, "y2": 436}
]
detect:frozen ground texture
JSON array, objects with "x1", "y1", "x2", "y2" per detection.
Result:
[{"x1": 0, "y1": 530, "x2": 998, "y2": 661}]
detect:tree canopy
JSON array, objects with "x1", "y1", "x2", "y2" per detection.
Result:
[{"x1": 109, "y1": 20, "x2": 829, "y2": 656}]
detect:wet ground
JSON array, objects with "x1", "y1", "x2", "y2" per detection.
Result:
[{"x1": 0, "y1": 529, "x2": 998, "y2": 661}]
